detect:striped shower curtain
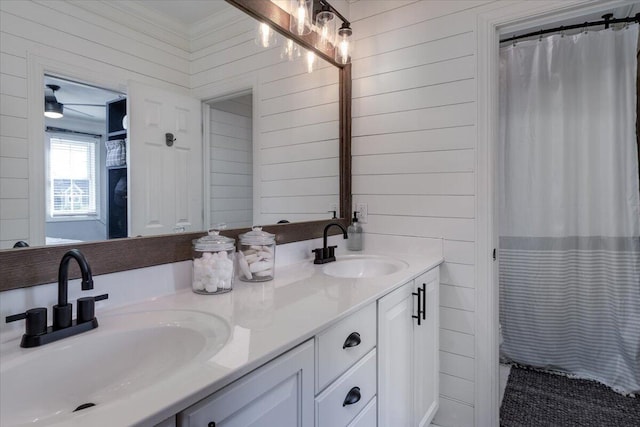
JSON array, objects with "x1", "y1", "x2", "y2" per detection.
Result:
[{"x1": 498, "y1": 24, "x2": 640, "y2": 394}]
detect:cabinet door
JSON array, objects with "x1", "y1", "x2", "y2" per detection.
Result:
[
  {"x1": 413, "y1": 269, "x2": 440, "y2": 427},
  {"x1": 377, "y1": 281, "x2": 414, "y2": 426},
  {"x1": 178, "y1": 340, "x2": 314, "y2": 427}
]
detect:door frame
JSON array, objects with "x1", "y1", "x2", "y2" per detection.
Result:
[
  {"x1": 26, "y1": 54, "x2": 128, "y2": 246},
  {"x1": 199, "y1": 75, "x2": 260, "y2": 229},
  {"x1": 475, "y1": 0, "x2": 632, "y2": 425}
]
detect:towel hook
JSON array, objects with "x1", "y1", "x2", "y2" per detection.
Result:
[{"x1": 165, "y1": 132, "x2": 176, "y2": 147}]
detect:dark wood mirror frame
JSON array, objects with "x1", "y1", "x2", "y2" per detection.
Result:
[{"x1": 0, "y1": 0, "x2": 352, "y2": 291}]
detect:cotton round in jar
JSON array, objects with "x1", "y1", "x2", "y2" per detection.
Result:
[
  {"x1": 192, "y1": 229, "x2": 235, "y2": 294},
  {"x1": 238, "y1": 227, "x2": 276, "y2": 282}
]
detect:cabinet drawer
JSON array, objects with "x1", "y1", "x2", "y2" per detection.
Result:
[
  {"x1": 348, "y1": 396, "x2": 376, "y2": 427},
  {"x1": 316, "y1": 302, "x2": 376, "y2": 392},
  {"x1": 315, "y1": 349, "x2": 377, "y2": 427}
]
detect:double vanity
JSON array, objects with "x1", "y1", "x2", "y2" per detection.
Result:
[{"x1": 0, "y1": 243, "x2": 442, "y2": 427}]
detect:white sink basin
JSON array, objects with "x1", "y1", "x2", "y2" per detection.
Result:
[
  {"x1": 0, "y1": 309, "x2": 230, "y2": 427},
  {"x1": 322, "y1": 255, "x2": 408, "y2": 278}
]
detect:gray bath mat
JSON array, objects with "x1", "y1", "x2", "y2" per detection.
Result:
[{"x1": 500, "y1": 366, "x2": 640, "y2": 426}]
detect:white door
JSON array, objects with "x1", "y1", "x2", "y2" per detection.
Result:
[
  {"x1": 177, "y1": 340, "x2": 314, "y2": 427},
  {"x1": 128, "y1": 81, "x2": 203, "y2": 236},
  {"x1": 413, "y1": 269, "x2": 440, "y2": 427},
  {"x1": 378, "y1": 280, "x2": 414, "y2": 426}
]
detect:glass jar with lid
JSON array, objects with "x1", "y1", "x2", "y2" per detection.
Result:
[
  {"x1": 192, "y1": 228, "x2": 235, "y2": 294},
  {"x1": 238, "y1": 227, "x2": 276, "y2": 282}
]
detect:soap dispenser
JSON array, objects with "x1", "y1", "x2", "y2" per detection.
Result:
[{"x1": 347, "y1": 211, "x2": 363, "y2": 251}]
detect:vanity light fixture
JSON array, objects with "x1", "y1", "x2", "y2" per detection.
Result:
[
  {"x1": 44, "y1": 84, "x2": 64, "y2": 119},
  {"x1": 289, "y1": 0, "x2": 312, "y2": 36},
  {"x1": 312, "y1": 0, "x2": 352, "y2": 64},
  {"x1": 335, "y1": 23, "x2": 353, "y2": 64},
  {"x1": 315, "y1": 6, "x2": 337, "y2": 50},
  {"x1": 257, "y1": 0, "x2": 354, "y2": 66}
]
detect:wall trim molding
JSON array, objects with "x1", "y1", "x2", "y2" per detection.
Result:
[{"x1": 474, "y1": 0, "x2": 629, "y2": 425}]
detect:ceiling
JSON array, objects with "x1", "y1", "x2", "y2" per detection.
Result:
[{"x1": 132, "y1": 0, "x2": 231, "y2": 26}]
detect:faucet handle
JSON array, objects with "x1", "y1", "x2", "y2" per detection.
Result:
[
  {"x1": 327, "y1": 245, "x2": 337, "y2": 259},
  {"x1": 6, "y1": 307, "x2": 48, "y2": 336},
  {"x1": 312, "y1": 248, "x2": 324, "y2": 263},
  {"x1": 77, "y1": 293, "x2": 109, "y2": 324}
]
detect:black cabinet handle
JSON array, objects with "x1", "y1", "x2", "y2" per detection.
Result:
[
  {"x1": 421, "y1": 283, "x2": 427, "y2": 320},
  {"x1": 342, "y1": 332, "x2": 361, "y2": 349},
  {"x1": 342, "y1": 386, "x2": 361, "y2": 407},
  {"x1": 208, "y1": 422, "x2": 216, "y2": 427},
  {"x1": 412, "y1": 288, "x2": 422, "y2": 326}
]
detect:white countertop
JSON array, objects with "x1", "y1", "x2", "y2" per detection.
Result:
[{"x1": 1, "y1": 249, "x2": 442, "y2": 426}]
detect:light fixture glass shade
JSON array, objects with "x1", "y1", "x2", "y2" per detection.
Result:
[
  {"x1": 289, "y1": 0, "x2": 312, "y2": 36},
  {"x1": 315, "y1": 10, "x2": 337, "y2": 50},
  {"x1": 281, "y1": 38, "x2": 301, "y2": 61},
  {"x1": 335, "y1": 25, "x2": 353, "y2": 64},
  {"x1": 305, "y1": 50, "x2": 316, "y2": 73},
  {"x1": 44, "y1": 100, "x2": 63, "y2": 119},
  {"x1": 255, "y1": 22, "x2": 278, "y2": 48}
]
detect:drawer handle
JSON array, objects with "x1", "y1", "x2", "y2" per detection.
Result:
[
  {"x1": 208, "y1": 423, "x2": 216, "y2": 427},
  {"x1": 342, "y1": 332, "x2": 361, "y2": 349},
  {"x1": 342, "y1": 386, "x2": 361, "y2": 407}
]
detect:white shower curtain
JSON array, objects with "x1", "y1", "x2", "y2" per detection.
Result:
[{"x1": 498, "y1": 24, "x2": 640, "y2": 394}]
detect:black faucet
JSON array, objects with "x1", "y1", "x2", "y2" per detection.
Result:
[
  {"x1": 313, "y1": 222, "x2": 348, "y2": 264},
  {"x1": 6, "y1": 249, "x2": 108, "y2": 348},
  {"x1": 54, "y1": 249, "x2": 94, "y2": 329}
]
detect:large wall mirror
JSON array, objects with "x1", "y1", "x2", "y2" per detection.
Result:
[{"x1": 0, "y1": 0, "x2": 351, "y2": 290}]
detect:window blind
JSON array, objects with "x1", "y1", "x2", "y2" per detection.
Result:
[{"x1": 49, "y1": 136, "x2": 98, "y2": 217}]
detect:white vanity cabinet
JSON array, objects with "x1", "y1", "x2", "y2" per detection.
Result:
[
  {"x1": 167, "y1": 265, "x2": 440, "y2": 427},
  {"x1": 177, "y1": 339, "x2": 314, "y2": 427},
  {"x1": 378, "y1": 268, "x2": 440, "y2": 427}
]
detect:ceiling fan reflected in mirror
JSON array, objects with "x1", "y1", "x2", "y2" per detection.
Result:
[{"x1": 44, "y1": 84, "x2": 106, "y2": 119}]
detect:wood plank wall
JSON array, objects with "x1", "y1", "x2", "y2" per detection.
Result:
[{"x1": 348, "y1": 1, "x2": 501, "y2": 425}]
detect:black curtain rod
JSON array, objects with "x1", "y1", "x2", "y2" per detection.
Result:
[
  {"x1": 500, "y1": 13, "x2": 640, "y2": 44},
  {"x1": 46, "y1": 126, "x2": 102, "y2": 138}
]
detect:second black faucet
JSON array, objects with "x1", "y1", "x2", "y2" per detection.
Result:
[{"x1": 313, "y1": 222, "x2": 348, "y2": 264}]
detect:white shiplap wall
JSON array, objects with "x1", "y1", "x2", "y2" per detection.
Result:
[
  {"x1": 351, "y1": 1, "x2": 592, "y2": 425},
  {"x1": 208, "y1": 96, "x2": 253, "y2": 229},
  {"x1": 0, "y1": 0, "x2": 190, "y2": 248},
  {"x1": 190, "y1": 8, "x2": 340, "y2": 226},
  {"x1": 349, "y1": 1, "x2": 496, "y2": 426}
]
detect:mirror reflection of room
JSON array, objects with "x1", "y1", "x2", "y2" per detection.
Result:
[
  {"x1": 206, "y1": 93, "x2": 254, "y2": 229},
  {"x1": 1, "y1": 1, "x2": 341, "y2": 249},
  {"x1": 43, "y1": 76, "x2": 125, "y2": 245}
]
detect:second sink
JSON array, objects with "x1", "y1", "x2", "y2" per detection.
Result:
[{"x1": 322, "y1": 255, "x2": 408, "y2": 278}]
